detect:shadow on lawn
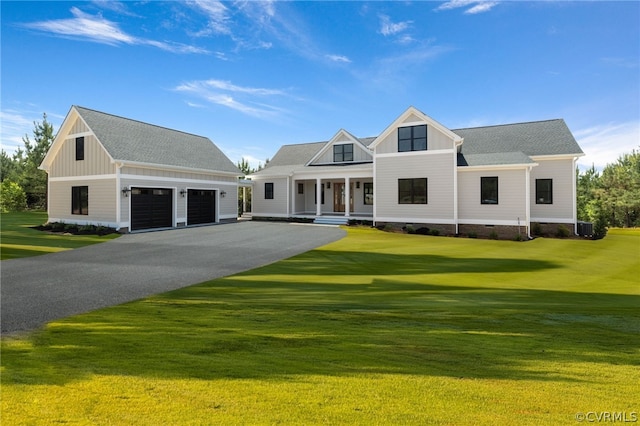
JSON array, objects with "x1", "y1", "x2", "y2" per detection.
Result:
[{"x1": 3, "y1": 278, "x2": 638, "y2": 387}]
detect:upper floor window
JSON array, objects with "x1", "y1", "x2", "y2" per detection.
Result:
[
  {"x1": 72, "y1": 186, "x2": 88, "y2": 215},
  {"x1": 481, "y1": 177, "x2": 498, "y2": 204},
  {"x1": 333, "y1": 144, "x2": 354, "y2": 162},
  {"x1": 398, "y1": 178, "x2": 427, "y2": 204},
  {"x1": 536, "y1": 179, "x2": 553, "y2": 204},
  {"x1": 298, "y1": 183, "x2": 304, "y2": 194},
  {"x1": 364, "y1": 182, "x2": 374, "y2": 205},
  {"x1": 76, "y1": 137, "x2": 84, "y2": 161},
  {"x1": 265, "y1": 182, "x2": 274, "y2": 199},
  {"x1": 398, "y1": 125, "x2": 427, "y2": 152}
]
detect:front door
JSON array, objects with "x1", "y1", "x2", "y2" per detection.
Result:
[{"x1": 333, "y1": 183, "x2": 353, "y2": 213}]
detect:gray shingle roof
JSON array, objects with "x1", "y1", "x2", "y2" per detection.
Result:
[
  {"x1": 454, "y1": 119, "x2": 583, "y2": 161},
  {"x1": 75, "y1": 106, "x2": 242, "y2": 175}
]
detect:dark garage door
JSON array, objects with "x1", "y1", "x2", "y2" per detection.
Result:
[
  {"x1": 187, "y1": 189, "x2": 216, "y2": 225},
  {"x1": 131, "y1": 188, "x2": 173, "y2": 231}
]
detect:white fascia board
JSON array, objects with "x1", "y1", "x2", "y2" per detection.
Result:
[
  {"x1": 376, "y1": 148, "x2": 455, "y2": 159},
  {"x1": 118, "y1": 160, "x2": 242, "y2": 177},
  {"x1": 120, "y1": 173, "x2": 239, "y2": 187},
  {"x1": 457, "y1": 163, "x2": 539, "y2": 171},
  {"x1": 369, "y1": 106, "x2": 463, "y2": 150},
  {"x1": 530, "y1": 154, "x2": 585, "y2": 161},
  {"x1": 49, "y1": 174, "x2": 117, "y2": 182}
]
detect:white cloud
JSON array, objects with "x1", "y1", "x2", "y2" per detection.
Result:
[
  {"x1": 434, "y1": 1, "x2": 499, "y2": 14},
  {"x1": 0, "y1": 108, "x2": 63, "y2": 155},
  {"x1": 22, "y1": 7, "x2": 208, "y2": 54},
  {"x1": 189, "y1": 0, "x2": 231, "y2": 36},
  {"x1": 379, "y1": 14, "x2": 412, "y2": 37},
  {"x1": 175, "y1": 79, "x2": 289, "y2": 119},
  {"x1": 326, "y1": 54, "x2": 351, "y2": 63},
  {"x1": 574, "y1": 121, "x2": 640, "y2": 170}
]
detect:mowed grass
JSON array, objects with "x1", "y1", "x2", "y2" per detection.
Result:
[
  {"x1": 1, "y1": 227, "x2": 639, "y2": 425},
  {"x1": 0, "y1": 211, "x2": 119, "y2": 260}
]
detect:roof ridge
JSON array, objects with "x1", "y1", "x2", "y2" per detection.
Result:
[
  {"x1": 453, "y1": 118, "x2": 563, "y2": 132},
  {"x1": 74, "y1": 105, "x2": 209, "y2": 140}
]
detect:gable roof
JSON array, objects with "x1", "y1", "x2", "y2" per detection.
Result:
[
  {"x1": 454, "y1": 119, "x2": 583, "y2": 159},
  {"x1": 42, "y1": 106, "x2": 242, "y2": 175},
  {"x1": 306, "y1": 129, "x2": 374, "y2": 166}
]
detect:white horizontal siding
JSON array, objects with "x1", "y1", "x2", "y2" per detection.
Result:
[
  {"x1": 252, "y1": 177, "x2": 289, "y2": 216},
  {"x1": 49, "y1": 179, "x2": 117, "y2": 225},
  {"x1": 458, "y1": 169, "x2": 528, "y2": 223},
  {"x1": 530, "y1": 158, "x2": 575, "y2": 221},
  {"x1": 375, "y1": 152, "x2": 455, "y2": 221}
]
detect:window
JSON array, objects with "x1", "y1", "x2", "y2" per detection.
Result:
[
  {"x1": 398, "y1": 125, "x2": 427, "y2": 152},
  {"x1": 364, "y1": 182, "x2": 374, "y2": 205},
  {"x1": 314, "y1": 184, "x2": 325, "y2": 204},
  {"x1": 265, "y1": 183, "x2": 274, "y2": 199},
  {"x1": 481, "y1": 177, "x2": 498, "y2": 204},
  {"x1": 536, "y1": 179, "x2": 553, "y2": 204},
  {"x1": 298, "y1": 183, "x2": 304, "y2": 194},
  {"x1": 398, "y1": 178, "x2": 427, "y2": 204},
  {"x1": 76, "y1": 137, "x2": 84, "y2": 161},
  {"x1": 71, "y1": 186, "x2": 88, "y2": 215},
  {"x1": 333, "y1": 144, "x2": 354, "y2": 162}
]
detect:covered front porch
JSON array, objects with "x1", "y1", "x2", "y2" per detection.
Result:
[{"x1": 291, "y1": 176, "x2": 373, "y2": 223}]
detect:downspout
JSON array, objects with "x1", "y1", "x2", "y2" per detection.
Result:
[
  {"x1": 454, "y1": 139, "x2": 464, "y2": 235},
  {"x1": 115, "y1": 162, "x2": 123, "y2": 230},
  {"x1": 525, "y1": 165, "x2": 532, "y2": 239},
  {"x1": 287, "y1": 174, "x2": 291, "y2": 218}
]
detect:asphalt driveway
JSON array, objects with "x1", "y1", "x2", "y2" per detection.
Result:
[{"x1": 1, "y1": 221, "x2": 345, "y2": 335}]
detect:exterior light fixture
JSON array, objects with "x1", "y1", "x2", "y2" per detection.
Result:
[
  {"x1": 180, "y1": 189, "x2": 187, "y2": 197},
  {"x1": 220, "y1": 190, "x2": 227, "y2": 198},
  {"x1": 121, "y1": 188, "x2": 131, "y2": 197}
]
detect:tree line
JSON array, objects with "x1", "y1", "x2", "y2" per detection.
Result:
[{"x1": 2, "y1": 115, "x2": 638, "y2": 238}]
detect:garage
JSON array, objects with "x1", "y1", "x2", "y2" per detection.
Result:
[
  {"x1": 131, "y1": 188, "x2": 173, "y2": 231},
  {"x1": 187, "y1": 189, "x2": 216, "y2": 225}
]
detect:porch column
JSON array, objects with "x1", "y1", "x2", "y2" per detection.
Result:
[
  {"x1": 242, "y1": 187, "x2": 247, "y2": 214},
  {"x1": 344, "y1": 177, "x2": 351, "y2": 217},
  {"x1": 316, "y1": 178, "x2": 322, "y2": 216}
]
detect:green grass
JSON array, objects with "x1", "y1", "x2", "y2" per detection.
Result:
[
  {"x1": 1, "y1": 227, "x2": 639, "y2": 425},
  {"x1": 0, "y1": 211, "x2": 119, "y2": 260}
]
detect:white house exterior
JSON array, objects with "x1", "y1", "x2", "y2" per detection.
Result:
[
  {"x1": 40, "y1": 106, "x2": 242, "y2": 232},
  {"x1": 249, "y1": 107, "x2": 584, "y2": 238}
]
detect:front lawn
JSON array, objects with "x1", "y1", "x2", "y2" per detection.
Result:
[
  {"x1": 0, "y1": 211, "x2": 119, "y2": 260},
  {"x1": 1, "y1": 227, "x2": 638, "y2": 424}
]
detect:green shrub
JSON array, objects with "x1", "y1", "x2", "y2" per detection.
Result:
[
  {"x1": 489, "y1": 230, "x2": 499, "y2": 240},
  {"x1": 430, "y1": 229, "x2": 440, "y2": 236},
  {"x1": 531, "y1": 222, "x2": 542, "y2": 236},
  {"x1": 405, "y1": 225, "x2": 416, "y2": 234},
  {"x1": 0, "y1": 181, "x2": 27, "y2": 212},
  {"x1": 415, "y1": 227, "x2": 430, "y2": 235},
  {"x1": 51, "y1": 222, "x2": 66, "y2": 232},
  {"x1": 556, "y1": 225, "x2": 570, "y2": 238},
  {"x1": 468, "y1": 232, "x2": 478, "y2": 239}
]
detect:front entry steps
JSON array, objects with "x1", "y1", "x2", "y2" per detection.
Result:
[{"x1": 313, "y1": 216, "x2": 349, "y2": 226}]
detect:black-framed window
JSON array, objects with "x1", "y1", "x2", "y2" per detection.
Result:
[
  {"x1": 265, "y1": 182, "x2": 274, "y2": 199},
  {"x1": 298, "y1": 183, "x2": 304, "y2": 194},
  {"x1": 364, "y1": 182, "x2": 374, "y2": 205},
  {"x1": 398, "y1": 125, "x2": 427, "y2": 152},
  {"x1": 72, "y1": 186, "x2": 88, "y2": 215},
  {"x1": 536, "y1": 179, "x2": 553, "y2": 204},
  {"x1": 398, "y1": 178, "x2": 427, "y2": 204},
  {"x1": 314, "y1": 183, "x2": 325, "y2": 204},
  {"x1": 76, "y1": 137, "x2": 84, "y2": 161},
  {"x1": 333, "y1": 144, "x2": 354, "y2": 162},
  {"x1": 481, "y1": 177, "x2": 498, "y2": 204}
]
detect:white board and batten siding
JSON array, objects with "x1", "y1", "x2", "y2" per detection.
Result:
[
  {"x1": 49, "y1": 126, "x2": 115, "y2": 178},
  {"x1": 457, "y1": 169, "x2": 528, "y2": 225},
  {"x1": 375, "y1": 123, "x2": 455, "y2": 155},
  {"x1": 375, "y1": 152, "x2": 456, "y2": 223},
  {"x1": 311, "y1": 143, "x2": 372, "y2": 164},
  {"x1": 530, "y1": 158, "x2": 575, "y2": 223}
]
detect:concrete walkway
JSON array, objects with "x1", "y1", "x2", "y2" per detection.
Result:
[{"x1": 1, "y1": 221, "x2": 345, "y2": 335}]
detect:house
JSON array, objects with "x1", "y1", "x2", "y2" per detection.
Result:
[
  {"x1": 248, "y1": 107, "x2": 584, "y2": 238},
  {"x1": 40, "y1": 106, "x2": 243, "y2": 232}
]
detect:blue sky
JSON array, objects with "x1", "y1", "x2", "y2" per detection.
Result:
[{"x1": 2, "y1": 1, "x2": 638, "y2": 170}]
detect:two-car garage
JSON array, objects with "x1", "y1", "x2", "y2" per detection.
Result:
[{"x1": 130, "y1": 188, "x2": 217, "y2": 231}]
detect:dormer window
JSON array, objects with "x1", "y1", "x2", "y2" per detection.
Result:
[
  {"x1": 333, "y1": 144, "x2": 353, "y2": 162},
  {"x1": 398, "y1": 125, "x2": 427, "y2": 152}
]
